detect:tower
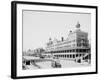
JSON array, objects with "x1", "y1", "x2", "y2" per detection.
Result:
[{"x1": 76, "y1": 22, "x2": 80, "y2": 28}]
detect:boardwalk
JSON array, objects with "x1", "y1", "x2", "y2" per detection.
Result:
[{"x1": 23, "y1": 58, "x2": 90, "y2": 70}]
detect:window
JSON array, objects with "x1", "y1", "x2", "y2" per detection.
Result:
[
  {"x1": 79, "y1": 54, "x2": 81, "y2": 57},
  {"x1": 73, "y1": 44, "x2": 75, "y2": 47},
  {"x1": 73, "y1": 49, "x2": 75, "y2": 52},
  {"x1": 83, "y1": 49, "x2": 86, "y2": 52},
  {"x1": 80, "y1": 49, "x2": 82, "y2": 52},
  {"x1": 76, "y1": 54, "x2": 78, "y2": 57},
  {"x1": 76, "y1": 49, "x2": 78, "y2": 52},
  {"x1": 67, "y1": 50, "x2": 69, "y2": 52},
  {"x1": 73, "y1": 55, "x2": 75, "y2": 58},
  {"x1": 70, "y1": 55, "x2": 72, "y2": 58},
  {"x1": 67, "y1": 55, "x2": 69, "y2": 58}
]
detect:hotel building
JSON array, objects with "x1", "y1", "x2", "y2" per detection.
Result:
[{"x1": 44, "y1": 22, "x2": 91, "y2": 61}]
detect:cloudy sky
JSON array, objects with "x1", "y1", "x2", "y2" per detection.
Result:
[{"x1": 23, "y1": 10, "x2": 91, "y2": 51}]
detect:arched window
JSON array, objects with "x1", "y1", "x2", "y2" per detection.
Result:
[
  {"x1": 67, "y1": 50, "x2": 69, "y2": 52},
  {"x1": 70, "y1": 55, "x2": 72, "y2": 58},
  {"x1": 76, "y1": 49, "x2": 78, "y2": 52},
  {"x1": 67, "y1": 55, "x2": 69, "y2": 58},
  {"x1": 76, "y1": 54, "x2": 78, "y2": 57},
  {"x1": 79, "y1": 54, "x2": 81, "y2": 57},
  {"x1": 73, "y1": 55, "x2": 75, "y2": 58}
]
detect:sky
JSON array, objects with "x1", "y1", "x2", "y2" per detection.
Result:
[{"x1": 23, "y1": 10, "x2": 91, "y2": 51}]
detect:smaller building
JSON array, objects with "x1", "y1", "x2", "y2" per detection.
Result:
[
  {"x1": 33, "y1": 48, "x2": 45, "y2": 57},
  {"x1": 34, "y1": 48, "x2": 45, "y2": 53}
]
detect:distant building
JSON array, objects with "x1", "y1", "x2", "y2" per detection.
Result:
[
  {"x1": 33, "y1": 48, "x2": 45, "y2": 57},
  {"x1": 45, "y1": 22, "x2": 90, "y2": 61},
  {"x1": 23, "y1": 49, "x2": 36, "y2": 56},
  {"x1": 34, "y1": 48, "x2": 45, "y2": 53}
]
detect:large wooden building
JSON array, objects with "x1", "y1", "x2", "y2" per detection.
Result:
[{"x1": 44, "y1": 22, "x2": 91, "y2": 61}]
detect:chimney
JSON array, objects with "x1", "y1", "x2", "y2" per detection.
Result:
[
  {"x1": 76, "y1": 21, "x2": 80, "y2": 28},
  {"x1": 49, "y1": 37, "x2": 52, "y2": 41},
  {"x1": 70, "y1": 30, "x2": 72, "y2": 33},
  {"x1": 61, "y1": 37, "x2": 64, "y2": 41}
]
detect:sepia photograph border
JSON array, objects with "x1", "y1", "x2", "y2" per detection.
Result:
[{"x1": 11, "y1": 1, "x2": 98, "y2": 79}]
